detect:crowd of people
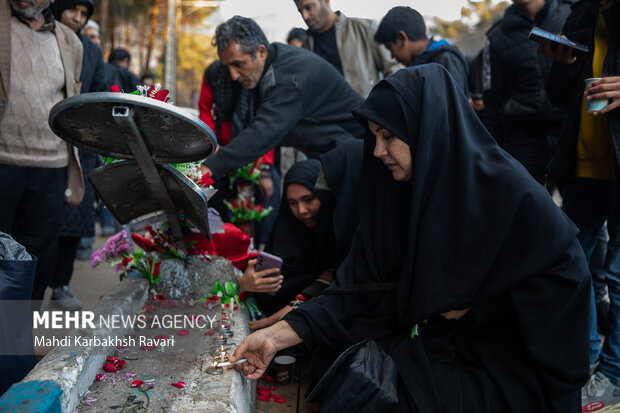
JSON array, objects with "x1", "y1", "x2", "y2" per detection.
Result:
[{"x1": 0, "y1": 0, "x2": 618, "y2": 410}]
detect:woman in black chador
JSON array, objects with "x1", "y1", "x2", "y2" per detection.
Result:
[
  {"x1": 240, "y1": 140, "x2": 363, "y2": 327},
  {"x1": 229, "y1": 64, "x2": 591, "y2": 412}
]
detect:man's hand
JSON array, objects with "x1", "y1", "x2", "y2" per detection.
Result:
[
  {"x1": 586, "y1": 76, "x2": 620, "y2": 116},
  {"x1": 249, "y1": 305, "x2": 293, "y2": 331},
  {"x1": 229, "y1": 321, "x2": 303, "y2": 380},
  {"x1": 238, "y1": 258, "x2": 282, "y2": 293},
  {"x1": 258, "y1": 175, "x2": 274, "y2": 201},
  {"x1": 200, "y1": 164, "x2": 213, "y2": 177},
  {"x1": 537, "y1": 39, "x2": 577, "y2": 65}
]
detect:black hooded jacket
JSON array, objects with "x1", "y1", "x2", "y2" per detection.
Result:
[
  {"x1": 410, "y1": 40, "x2": 469, "y2": 98},
  {"x1": 50, "y1": 0, "x2": 107, "y2": 94},
  {"x1": 483, "y1": 0, "x2": 574, "y2": 141},
  {"x1": 284, "y1": 64, "x2": 590, "y2": 412},
  {"x1": 50, "y1": 0, "x2": 106, "y2": 237},
  {"x1": 258, "y1": 140, "x2": 364, "y2": 315},
  {"x1": 547, "y1": 0, "x2": 620, "y2": 185}
]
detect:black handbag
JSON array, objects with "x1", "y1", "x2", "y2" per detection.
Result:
[
  {"x1": 306, "y1": 340, "x2": 398, "y2": 412},
  {"x1": 305, "y1": 283, "x2": 399, "y2": 412}
]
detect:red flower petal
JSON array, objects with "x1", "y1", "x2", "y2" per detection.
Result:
[
  {"x1": 130, "y1": 380, "x2": 143, "y2": 388},
  {"x1": 154, "y1": 335, "x2": 169, "y2": 340},
  {"x1": 103, "y1": 362, "x2": 117, "y2": 372},
  {"x1": 110, "y1": 85, "x2": 120, "y2": 93},
  {"x1": 238, "y1": 291, "x2": 250, "y2": 302},
  {"x1": 257, "y1": 395, "x2": 270, "y2": 402},
  {"x1": 260, "y1": 373, "x2": 274, "y2": 382},
  {"x1": 171, "y1": 381, "x2": 185, "y2": 389},
  {"x1": 200, "y1": 174, "x2": 214, "y2": 187},
  {"x1": 96, "y1": 373, "x2": 104, "y2": 382},
  {"x1": 270, "y1": 386, "x2": 275, "y2": 391},
  {"x1": 178, "y1": 329, "x2": 190, "y2": 336},
  {"x1": 204, "y1": 330, "x2": 215, "y2": 336},
  {"x1": 131, "y1": 233, "x2": 157, "y2": 252}
]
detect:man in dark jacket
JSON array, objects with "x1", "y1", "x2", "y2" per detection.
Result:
[
  {"x1": 543, "y1": 0, "x2": 620, "y2": 409},
  {"x1": 50, "y1": 0, "x2": 107, "y2": 310},
  {"x1": 201, "y1": 16, "x2": 364, "y2": 179},
  {"x1": 374, "y1": 6, "x2": 469, "y2": 96},
  {"x1": 483, "y1": 0, "x2": 574, "y2": 184},
  {"x1": 104, "y1": 48, "x2": 139, "y2": 92}
]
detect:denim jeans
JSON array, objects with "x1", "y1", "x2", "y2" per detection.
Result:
[{"x1": 563, "y1": 178, "x2": 620, "y2": 385}]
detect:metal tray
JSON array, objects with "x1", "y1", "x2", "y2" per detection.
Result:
[
  {"x1": 49, "y1": 92, "x2": 216, "y2": 163},
  {"x1": 89, "y1": 161, "x2": 210, "y2": 237}
]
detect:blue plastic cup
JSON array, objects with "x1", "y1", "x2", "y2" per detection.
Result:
[{"x1": 585, "y1": 78, "x2": 609, "y2": 113}]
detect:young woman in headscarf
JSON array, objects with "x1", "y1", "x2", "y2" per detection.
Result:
[
  {"x1": 229, "y1": 64, "x2": 591, "y2": 412},
  {"x1": 240, "y1": 140, "x2": 364, "y2": 329}
]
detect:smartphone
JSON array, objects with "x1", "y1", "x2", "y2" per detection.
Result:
[
  {"x1": 255, "y1": 251, "x2": 283, "y2": 277},
  {"x1": 254, "y1": 251, "x2": 283, "y2": 296},
  {"x1": 529, "y1": 27, "x2": 588, "y2": 57}
]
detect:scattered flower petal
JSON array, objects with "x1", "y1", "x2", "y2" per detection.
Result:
[
  {"x1": 130, "y1": 380, "x2": 143, "y2": 388},
  {"x1": 178, "y1": 329, "x2": 190, "y2": 336},
  {"x1": 171, "y1": 381, "x2": 185, "y2": 389}
]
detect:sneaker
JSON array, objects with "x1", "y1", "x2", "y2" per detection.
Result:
[
  {"x1": 101, "y1": 226, "x2": 115, "y2": 236},
  {"x1": 51, "y1": 286, "x2": 83, "y2": 311},
  {"x1": 75, "y1": 247, "x2": 92, "y2": 261},
  {"x1": 582, "y1": 371, "x2": 620, "y2": 412}
]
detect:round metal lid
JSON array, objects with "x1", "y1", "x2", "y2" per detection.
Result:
[{"x1": 49, "y1": 92, "x2": 217, "y2": 163}]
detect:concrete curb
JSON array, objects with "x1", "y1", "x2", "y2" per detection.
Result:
[{"x1": 0, "y1": 278, "x2": 149, "y2": 413}]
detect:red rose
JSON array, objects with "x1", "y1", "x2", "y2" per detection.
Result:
[
  {"x1": 131, "y1": 233, "x2": 157, "y2": 252},
  {"x1": 200, "y1": 174, "x2": 214, "y2": 188}
]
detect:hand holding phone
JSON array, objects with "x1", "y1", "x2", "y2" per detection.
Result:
[
  {"x1": 239, "y1": 252, "x2": 283, "y2": 294},
  {"x1": 530, "y1": 27, "x2": 587, "y2": 64}
]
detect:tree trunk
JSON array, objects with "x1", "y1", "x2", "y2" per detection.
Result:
[
  {"x1": 99, "y1": 0, "x2": 110, "y2": 56},
  {"x1": 144, "y1": 0, "x2": 160, "y2": 74}
]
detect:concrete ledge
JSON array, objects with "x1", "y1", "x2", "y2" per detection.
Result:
[{"x1": 0, "y1": 278, "x2": 149, "y2": 413}]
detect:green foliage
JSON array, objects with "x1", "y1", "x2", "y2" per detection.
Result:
[{"x1": 223, "y1": 196, "x2": 273, "y2": 224}]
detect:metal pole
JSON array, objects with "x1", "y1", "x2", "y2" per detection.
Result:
[{"x1": 164, "y1": 0, "x2": 177, "y2": 100}]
